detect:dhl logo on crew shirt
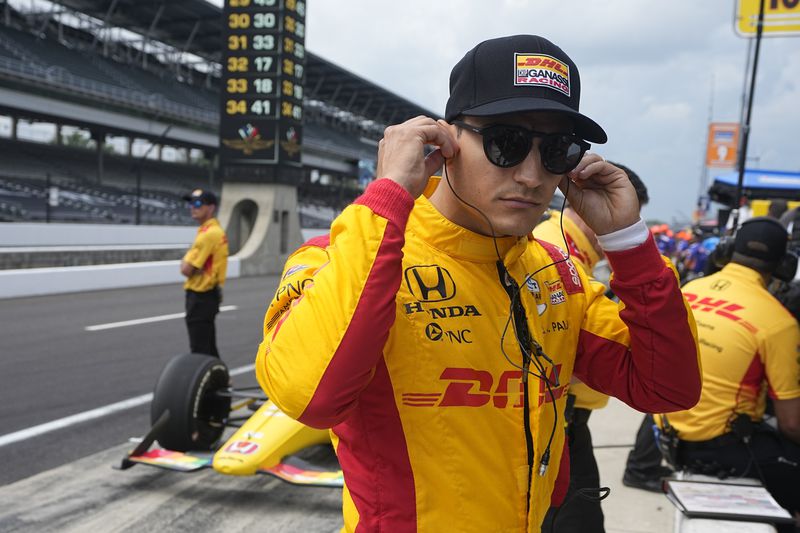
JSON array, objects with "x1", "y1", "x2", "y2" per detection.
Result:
[
  {"x1": 515, "y1": 53, "x2": 571, "y2": 96},
  {"x1": 401, "y1": 366, "x2": 566, "y2": 409},
  {"x1": 683, "y1": 293, "x2": 758, "y2": 333}
]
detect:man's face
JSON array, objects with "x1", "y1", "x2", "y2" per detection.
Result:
[
  {"x1": 440, "y1": 111, "x2": 574, "y2": 237},
  {"x1": 190, "y1": 202, "x2": 215, "y2": 222}
]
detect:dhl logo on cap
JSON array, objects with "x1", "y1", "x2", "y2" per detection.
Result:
[{"x1": 514, "y1": 53, "x2": 570, "y2": 97}]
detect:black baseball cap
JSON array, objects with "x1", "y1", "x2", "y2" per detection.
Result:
[
  {"x1": 183, "y1": 189, "x2": 218, "y2": 205},
  {"x1": 445, "y1": 35, "x2": 607, "y2": 143},
  {"x1": 734, "y1": 217, "x2": 788, "y2": 264}
]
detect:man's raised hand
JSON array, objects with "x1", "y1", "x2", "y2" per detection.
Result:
[
  {"x1": 376, "y1": 116, "x2": 458, "y2": 198},
  {"x1": 559, "y1": 154, "x2": 640, "y2": 236}
]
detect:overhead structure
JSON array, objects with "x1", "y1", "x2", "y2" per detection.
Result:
[
  {"x1": 48, "y1": 0, "x2": 436, "y2": 133},
  {"x1": 48, "y1": 0, "x2": 224, "y2": 62},
  {"x1": 709, "y1": 169, "x2": 800, "y2": 205}
]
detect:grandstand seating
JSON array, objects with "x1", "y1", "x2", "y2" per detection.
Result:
[
  {"x1": 0, "y1": 136, "x2": 208, "y2": 224},
  {"x1": 90, "y1": 53, "x2": 217, "y2": 110},
  {"x1": 0, "y1": 25, "x2": 115, "y2": 85},
  {"x1": 0, "y1": 22, "x2": 216, "y2": 127},
  {"x1": 304, "y1": 121, "x2": 378, "y2": 161},
  {"x1": 0, "y1": 23, "x2": 220, "y2": 108},
  {"x1": 0, "y1": 14, "x2": 376, "y2": 230},
  {"x1": 0, "y1": 131, "x2": 361, "y2": 226},
  {"x1": 0, "y1": 175, "x2": 198, "y2": 225}
]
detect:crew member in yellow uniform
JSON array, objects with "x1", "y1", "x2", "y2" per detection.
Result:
[
  {"x1": 181, "y1": 189, "x2": 228, "y2": 357},
  {"x1": 663, "y1": 217, "x2": 800, "y2": 519},
  {"x1": 536, "y1": 164, "x2": 649, "y2": 533},
  {"x1": 256, "y1": 35, "x2": 701, "y2": 532}
]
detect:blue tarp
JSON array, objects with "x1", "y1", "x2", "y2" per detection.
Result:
[
  {"x1": 709, "y1": 168, "x2": 800, "y2": 204},
  {"x1": 712, "y1": 169, "x2": 800, "y2": 190}
]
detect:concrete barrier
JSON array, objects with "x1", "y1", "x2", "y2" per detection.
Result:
[
  {"x1": 0, "y1": 258, "x2": 241, "y2": 299},
  {"x1": 0, "y1": 223, "x2": 326, "y2": 299},
  {"x1": 0, "y1": 245, "x2": 187, "y2": 270},
  {"x1": 0, "y1": 222, "x2": 197, "y2": 247}
]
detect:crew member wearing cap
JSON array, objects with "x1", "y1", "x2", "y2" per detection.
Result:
[
  {"x1": 658, "y1": 217, "x2": 800, "y2": 520},
  {"x1": 255, "y1": 35, "x2": 700, "y2": 532},
  {"x1": 181, "y1": 189, "x2": 228, "y2": 357}
]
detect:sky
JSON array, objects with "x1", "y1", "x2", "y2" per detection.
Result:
[
  {"x1": 219, "y1": 1, "x2": 797, "y2": 224},
  {"x1": 291, "y1": 0, "x2": 800, "y2": 224}
]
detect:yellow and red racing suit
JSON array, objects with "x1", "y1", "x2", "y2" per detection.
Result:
[
  {"x1": 534, "y1": 209, "x2": 609, "y2": 411},
  {"x1": 256, "y1": 178, "x2": 701, "y2": 532},
  {"x1": 660, "y1": 263, "x2": 800, "y2": 442}
]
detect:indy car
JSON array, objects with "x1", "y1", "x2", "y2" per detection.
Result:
[{"x1": 118, "y1": 353, "x2": 343, "y2": 488}]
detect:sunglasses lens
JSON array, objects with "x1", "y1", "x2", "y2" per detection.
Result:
[
  {"x1": 461, "y1": 121, "x2": 587, "y2": 172},
  {"x1": 189, "y1": 200, "x2": 203, "y2": 208},
  {"x1": 541, "y1": 135, "x2": 585, "y2": 174},
  {"x1": 484, "y1": 127, "x2": 531, "y2": 168}
]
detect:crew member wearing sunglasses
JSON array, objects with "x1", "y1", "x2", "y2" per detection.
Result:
[
  {"x1": 180, "y1": 188, "x2": 228, "y2": 358},
  {"x1": 256, "y1": 35, "x2": 701, "y2": 532}
]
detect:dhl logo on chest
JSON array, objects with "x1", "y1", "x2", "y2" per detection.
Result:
[{"x1": 401, "y1": 366, "x2": 566, "y2": 409}]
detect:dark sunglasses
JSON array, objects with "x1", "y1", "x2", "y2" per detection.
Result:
[
  {"x1": 188, "y1": 200, "x2": 204, "y2": 208},
  {"x1": 453, "y1": 120, "x2": 590, "y2": 174}
]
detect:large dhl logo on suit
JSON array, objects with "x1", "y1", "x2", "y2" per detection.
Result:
[{"x1": 401, "y1": 366, "x2": 566, "y2": 409}]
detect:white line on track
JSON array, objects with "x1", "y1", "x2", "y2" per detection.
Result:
[
  {"x1": 85, "y1": 305, "x2": 238, "y2": 331},
  {"x1": 0, "y1": 364, "x2": 255, "y2": 448}
]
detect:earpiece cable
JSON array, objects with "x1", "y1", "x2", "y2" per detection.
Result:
[{"x1": 442, "y1": 158, "x2": 574, "y2": 474}]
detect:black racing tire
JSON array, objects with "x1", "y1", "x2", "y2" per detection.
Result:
[{"x1": 150, "y1": 353, "x2": 232, "y2": 452}]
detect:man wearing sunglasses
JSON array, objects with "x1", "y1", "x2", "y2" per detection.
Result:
[
  {"x1": 256, "y1": 34, "x2": 700, "y2": 532},
  {"x1": 180, "y1": 188, "x2": 228, "y2": 357}
]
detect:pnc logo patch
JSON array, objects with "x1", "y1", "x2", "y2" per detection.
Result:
[
  {"x1": 424, "y1": 322, "x2": 472, "y2": 344},
  {"x1": 425, "y1": 322, "x2": 443, "y2": 340}
]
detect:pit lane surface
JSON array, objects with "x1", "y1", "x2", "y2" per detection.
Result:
[
  {"x1": 0, "y1": 276, "x2": 343, "y2": 532},
  {"x1": 0, "y1": 277, "x2": 675, "y2": 533}
]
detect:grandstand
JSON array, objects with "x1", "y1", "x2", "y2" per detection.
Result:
[{"x1": 0, "y1": 0, "x2": 435, "y2": 228}]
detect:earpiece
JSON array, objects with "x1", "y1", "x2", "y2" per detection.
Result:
[
  {"x1": 712, "y1": 236, "x2": 735, "y2": 269},
  {"x1": 774, "y1": 251, "x2": 798, "y2": 282}
]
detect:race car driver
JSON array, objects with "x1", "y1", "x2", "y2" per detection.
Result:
[{"x1": 256, "y1": 34, "x2": 701, "y2": 532}]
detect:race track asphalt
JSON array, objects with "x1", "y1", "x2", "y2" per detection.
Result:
[
  {"x1": 0, "y1": 275, "x2": 277, "y2": 486},
  {"x1": 0, "y1": 442, "x2": 342, "y2": 533}
]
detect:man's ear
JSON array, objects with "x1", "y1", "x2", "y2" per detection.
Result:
[{"x1": 441, "y1": 119, "x2": 462, "y2": 139}]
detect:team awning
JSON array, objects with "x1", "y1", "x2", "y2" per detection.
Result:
[{"x1": 709, "y1": 168, "x2": 800, "y2": 205}]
